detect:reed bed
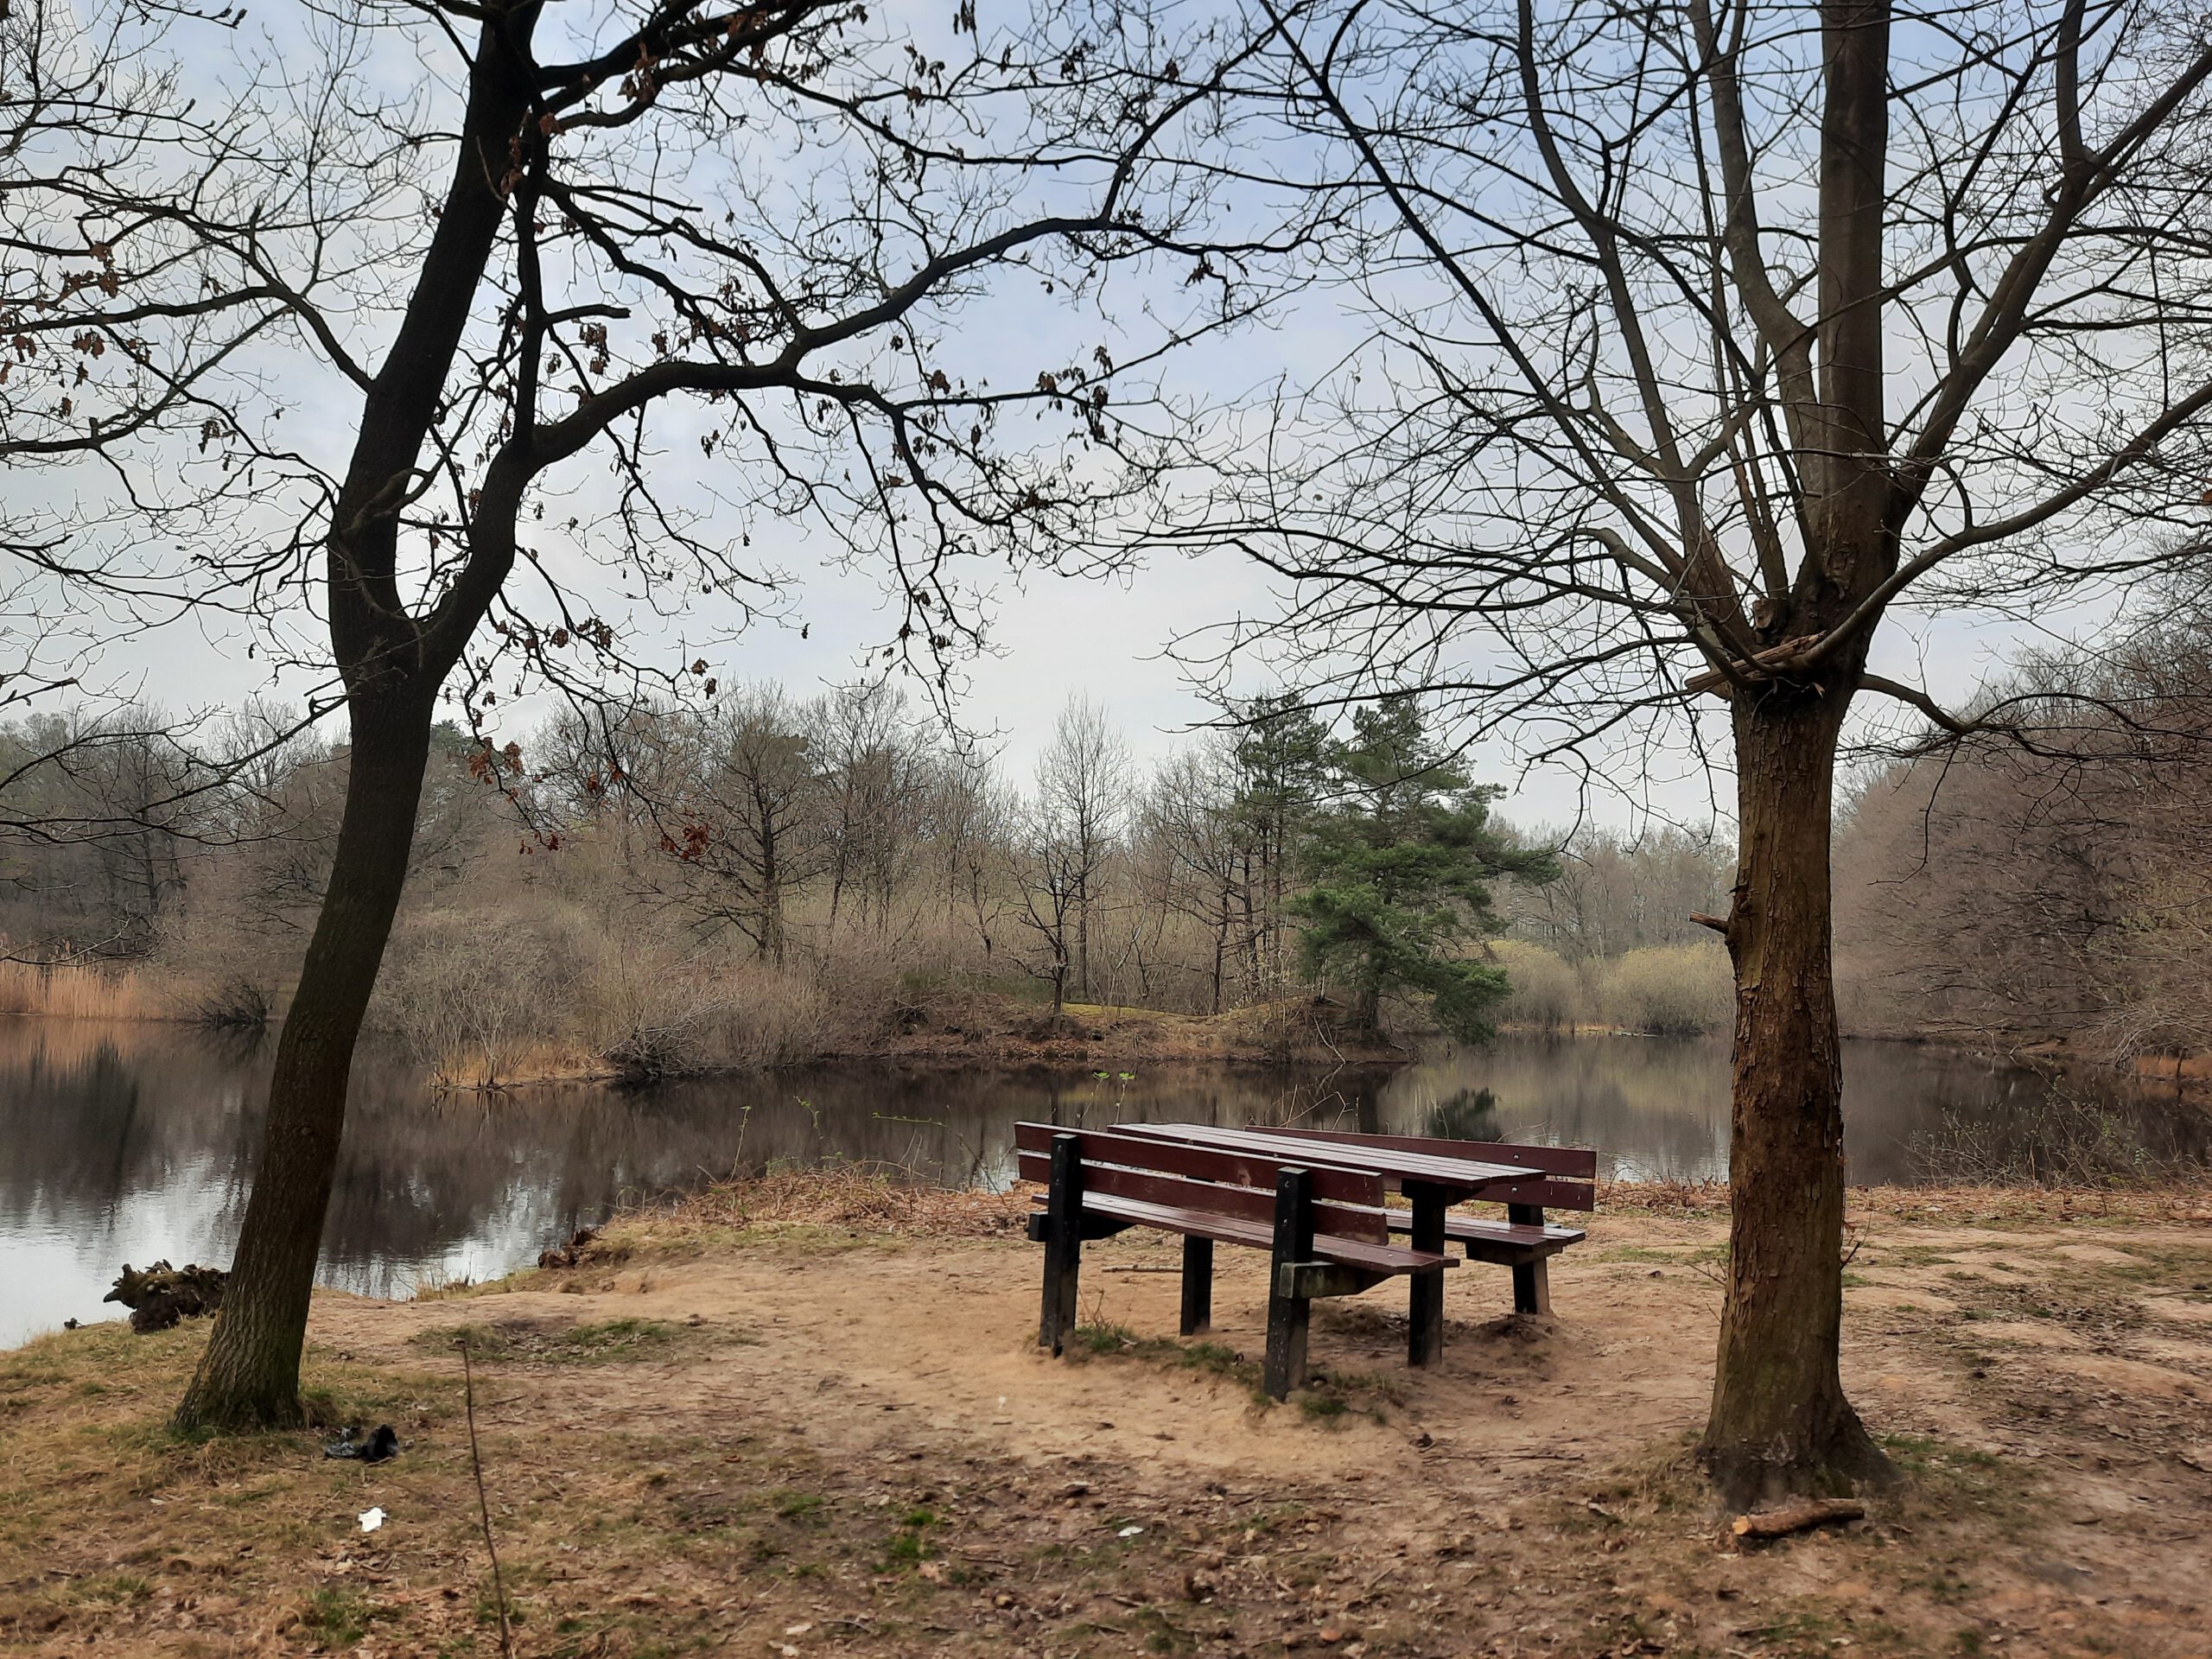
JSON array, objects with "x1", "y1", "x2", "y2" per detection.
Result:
[{"x1": 0, "y1": 958, "x2": 171, "y2": 1021}]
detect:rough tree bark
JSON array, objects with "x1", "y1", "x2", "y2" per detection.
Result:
[
  {"x1": 172, "y1": 701, "x2": 436, "y2": 1425},
  {"x1": 1701, "y1": 692, "x2": 1891, "y2": 1503}
]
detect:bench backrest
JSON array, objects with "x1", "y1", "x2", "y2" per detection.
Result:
[
  {"x1": 1259, "y1": 1127, "x2": 1597, "y2": 1211},
  {"x1": 1013, "y1": 1122, "x2": 1387, "y2": 1242}
]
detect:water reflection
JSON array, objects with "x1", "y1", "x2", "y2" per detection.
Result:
[{"x1": 2, "y1": 1019, "x2": 2199, "y2": 1347}]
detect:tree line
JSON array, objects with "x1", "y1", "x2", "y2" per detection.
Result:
[{"x1": 3, "y1": 685, "x2": 1637, "y2": 1063}]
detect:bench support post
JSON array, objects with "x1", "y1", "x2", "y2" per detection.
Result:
[
  {"x1": 1179, "y1": 1236, "x2": 1213, "y2": 1336},
  {"x1": 1263, "y1": 1166, "x2": 1314, "y2": 1399},
  {"x1": 1406, "y1": 1180, "x2": 1447, "y2": 1368},
  {"x1": 1508, "y1": 1204, "x2": 1551, "y2": 1315},
  {"x1": 1039, "y1": 1134, "x2": 1084, "y2": 1355}
]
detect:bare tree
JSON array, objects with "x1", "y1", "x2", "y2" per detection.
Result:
[
  {"x1": 1838, "y1": 575, "x2": 2212, "y2": 1056},
  {"x1": 1033, "y1": 694, "x2": 1132, "y2": 1001},
  {"x1": 1506, "y1": 828, "x2": 1735, "y2": 963},
  {"x1": 1009, "y1": 794, "x2": 1085, "y2": 1016},
  {"x1": 1142, "y1": 742, "x2": 1248, "y2": 1014},
  {"x1": 929, "y1": 750, "x2": 1014, "y2": 967},
  {"x1": 2, "y1": 1, "x2": 341, "y2": 889},
  {"x1": 681, "y1": 688, "x2": 824, "y2": 964},
  {"x1": 1163, "y1": 0, "x2": 2212, "y2": 1500},
  {"x1": 813, "y1": 681, "x2": 936, "y2": 940},
  {"x1": 37, "y1": 0, "x2": 1275, "y2": 1431}
]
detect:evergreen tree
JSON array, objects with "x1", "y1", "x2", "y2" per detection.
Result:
[{"x1": 1292, "y1": 705, "x2": 1554, "y2": 1041}]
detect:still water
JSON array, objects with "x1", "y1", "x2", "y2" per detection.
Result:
[{"x1": 3, "y1": 1018, "x2": 2201, "y2": 1347}]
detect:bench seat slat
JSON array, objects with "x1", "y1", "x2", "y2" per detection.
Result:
[
  {"x1": 1373, "y1": 1210, "x2": 1585, "y2": 1244},
  {"x1": 1013, "y1": 1149, "x2": 1385, "y2": 1243},
  {"x1": 1382, "y1": 1211, "x2": 1586, "y2": 1251},
  {"x1": 1014, "y1": 1123, "x2": 1380, "y2": 1207},
  {"x1": 1036, "y1": 1191, "x2": 1589, "y2": 1253},
  {"x1": 1067, "y1": 1191, "x2": 1456, "y2": 1276}
]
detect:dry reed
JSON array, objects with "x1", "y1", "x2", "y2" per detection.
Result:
[{"x1": 0, "y1": 958, "x2": 171, "y2": 1021}]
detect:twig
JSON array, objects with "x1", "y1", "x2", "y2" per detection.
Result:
[{"x1": 458, "y1": 1338, "x2": 515, "y2": 1659}]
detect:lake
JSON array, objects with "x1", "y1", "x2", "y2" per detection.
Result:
[{"x1": 3, "y1": 1018, "x2": 2202, "y2": 1348}]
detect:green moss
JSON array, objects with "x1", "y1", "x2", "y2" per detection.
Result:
[
  {"x1": 302, "y1": 1586, "x2": 380, "y2": 1646},
  {"x1": 772, "y1": 1489, "x2": 824, "y2": 1521},
  {"x1": 883, "y1": 1505, "x2": 939, "y2": 1569}
]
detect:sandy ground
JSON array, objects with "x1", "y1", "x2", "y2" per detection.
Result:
[{"x1": 3, "y1": 1183, "x2": 2210, "y2": 1658}]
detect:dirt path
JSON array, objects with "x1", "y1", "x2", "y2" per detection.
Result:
[{"x1": 3, "y1": 1187, "x2": 2209, "y2": 1658}]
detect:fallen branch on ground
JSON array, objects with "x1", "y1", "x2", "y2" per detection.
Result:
[{"x1": 1731, "y1": 1499, "x2": 1866, "y2": 1541}]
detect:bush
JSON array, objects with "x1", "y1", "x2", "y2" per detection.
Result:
[
  {"x1": 575, "y1": 931, "x2": 850, "y2": 1077},
  {"x1": 1489, "y1": 940, "x2": 1590, "y2": 1030},
  {"x1": 1598, "y1": 942, "x2": 1733, "y2": 1035},
  {"x1": 378, "y1": 908, "x2": 580, "y2": 1086}
]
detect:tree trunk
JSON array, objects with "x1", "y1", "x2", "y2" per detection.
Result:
[
  {"x1": 1698, "y1": 693, "x2": 1893, "y2": 1504},
  {"x1": 174, "y1": 696, "x2": 435, "y2": 1430},
  {"x1": 1076, "y1": 880, "x2": 1090, "y2": 1002},
  {"x1": 1351, "y1": 976, "x2": 1380, "y2": 1033}
]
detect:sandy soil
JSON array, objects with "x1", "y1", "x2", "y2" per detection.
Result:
[{"x1": 4, "y1": 1182, "x2": 2210, "y2": 1658}]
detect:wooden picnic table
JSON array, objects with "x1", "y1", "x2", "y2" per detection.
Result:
[{"x1": 1105, "y1": 1122, "x2": 1534, "y2": 1366}]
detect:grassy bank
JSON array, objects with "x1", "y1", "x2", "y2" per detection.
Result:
[{"x1": 6, "y1": 1173, "x2": 2209, "y2": 1657}]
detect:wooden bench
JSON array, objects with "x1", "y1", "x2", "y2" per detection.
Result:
[
  {"x1": 1261, "y1": 1128, "x2": 1593, "y2": 1315},
  {"x1": 1014, "y1": 1122, "x2": 1457, "y2": 1398}
]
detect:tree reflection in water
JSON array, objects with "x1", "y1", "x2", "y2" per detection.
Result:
[{"x1": 2, "y1": 1020, "x2": 2191, "y2": 1345}]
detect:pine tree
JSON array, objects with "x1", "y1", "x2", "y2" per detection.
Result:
[{"x1": 1292, "y1": 705, "x2": 1554, "y2": 1041}]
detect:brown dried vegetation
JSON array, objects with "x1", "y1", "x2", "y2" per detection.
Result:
[{"x1": 3, "y1": 1172, "x2": 2209, "y2": 1656}]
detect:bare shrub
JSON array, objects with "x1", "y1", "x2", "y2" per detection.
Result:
[
  {"x1": 575, "y1": 932, "x2": 848, "y2": 1077},
  {"x1": 378, "y1": 910, "x2": 579, "y2": 1088},
  {"x1": 575, "y1": 931, "x2": 743, "y2": 1079},
  {"x1": 688, "y1": 960, "x2": 841, "y2": 1071},
  {"x1": 1599, "y1": 942, "x2": 1733, "y2": 1036},
  {"x1": 1490, "y1": 940, "x2": 1589, "y2": 1031},
  {"x1": 184, "y1": 976, "x2": 270, "y2": 1029},
  {"x1": 1905, "y1": 1090, "x2": 2211, "y2": 1188}
]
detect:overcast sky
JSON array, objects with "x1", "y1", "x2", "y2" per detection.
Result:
[{"x1": 20, "y1": 0, "x2": 2130, "y2": 844}]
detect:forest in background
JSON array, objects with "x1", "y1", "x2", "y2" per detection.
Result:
[
  {"x1": 0, "y1": 683, "x2": 1751, "y2": 1083},
  {"x1": 16, "y1": 580, "x2": 2212, "y2": 1086},
  {"x1": 1834, "y1": 579, "x2": 2212, "y2": 1070}
]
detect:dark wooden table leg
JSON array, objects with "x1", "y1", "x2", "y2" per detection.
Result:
[
  {"x1": 1039, "y1": 1134, "x2": 1084, "y2": 1356},
  {"x1": 1180, "y1": 1236, "x2": 1214, "y2": 1336},
  {"x1": 1508, "y1": 1202, "x2": 1551, "y2": 1315},
  {"x1": 1263, "y1": 1166, "x2": 1313, "y2": 1398},
  {"x1": 1407, "y1": 1180, "x2": 1446, "y2": 1368}
]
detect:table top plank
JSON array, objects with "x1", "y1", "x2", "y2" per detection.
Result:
[{"x1": 1111, "y1": 1122, "x2": 1529, "y2": 1195}]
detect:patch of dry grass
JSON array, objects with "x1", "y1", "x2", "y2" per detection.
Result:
[
  {"x1": 405, "y1": 1314, "x2": 726, "y2": 1365},
  {"x1": 606, "y1": 1161, "x2": 1035, "y2": 1253}
]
